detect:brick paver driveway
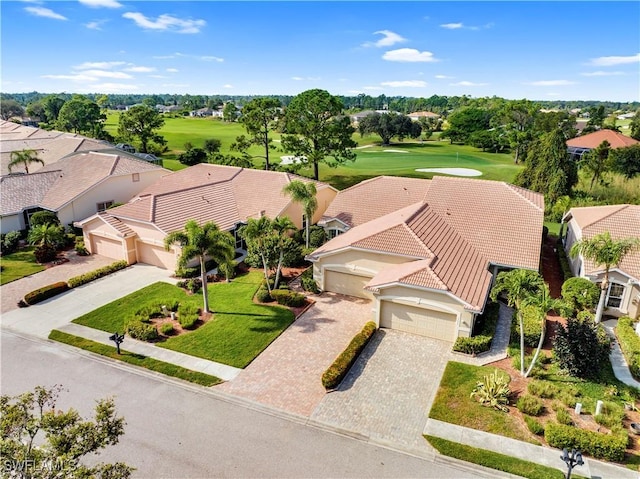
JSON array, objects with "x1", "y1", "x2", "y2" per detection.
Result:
[
  {"x1": 311, "y1": 329, "x2": 450, "y2": 454},
  {"x1": 216, "y1": 292, "x2": 372, "y2": 416},
  {"x1": 1, "y1": 251, "x2": 114, "y2": 313}
]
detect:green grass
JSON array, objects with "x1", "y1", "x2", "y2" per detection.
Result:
[
  {"x1": 48, "y1": 330, "x2": 221, "y2": 386},
  {"x1": 544, "y1": 221, "x2": 561, "y2": 237},
  {"x1": 425, "y1": 435, "x2": 581, "y2": 479},
  {"x1": 72, "y1": 271, "x2": 295, "y2": 368},
  {"x1": 429, "y1": 361, "x2": 531, "y2": 442},
  {"x1": 0, "y1": 247, "x2": 45, "y2": 285}
]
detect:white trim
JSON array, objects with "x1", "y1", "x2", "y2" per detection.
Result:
[{"x1": 370, "y1": 281, "x2": 480, "y2": 312}]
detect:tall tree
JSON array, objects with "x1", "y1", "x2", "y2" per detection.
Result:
[
  {"x1": 570, "y1": 231, "x2": 640, "y2": 323},
  {"x1": 223, "y1": 102, "x2": 239, "y2": 122},
  {"x1": 492, "y1": 99, "x2": 539, "y2": 164},
  {"x1": 515, "y1": 128, "x2": 578, "y2": 202},
  {"x1": 238, "y1": 97, "x2": 281, "y2": 170},
  {"x1": 164, "y1": 220, "x2": 235, "y2": 313},
  {"x1": 358, "y1": 112, "x2": 421, "y2": 145},
  {"x1": 281, "y1": 89, "x2": 356, "y2": 180},
  {"x1": 0, "y1": 99, "x2": 24, "y2": 120},
  {"x1": 1, "y1": 385, "x2": 132, "y2": 479},
  {"x1": 118, "y1": 105, "x2": 165, "y2": 153},
  {"x1": 630, "y1": 111, "x2": 640, "y2": 141},
  {"x1": 42, "y1": 95, "x2": 66, "y2": 123},
  {"x1": 282, "y1": 180, "x2": 318, "y2": 248},
  {"x1": 8, "y1": 149, "x2": 44, "y2": 174},
  {"x1": 490, "y1": 269, "x2": 545, "y2": 376},
  {"x1": 239, "y1": 216, "x2": 277, "y2": 293},
  {"x1": 581, "y1": 140, "x2": 613, "y2": 190},
  {"x1": 56, "y1": 96, "x2": 105, "y2": 135},
  {"x1": 611, "y1": 144, "x2": 640, "y2": 179},
  {"x1": 440, "y1": 107, "x2": 492, "y2": 145}
]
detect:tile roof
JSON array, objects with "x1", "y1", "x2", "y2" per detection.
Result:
[
  {"x1": 105, "y1": 163, "x2": 331, "y2": 233},
  {"x1": 321, "y1": 176, "x2": 431, "y2": 227},
  {"x1": 0, "y1": 171, "x2": 61, "y2": 215},
  {"x1": 98, "y1": 212, "x2": 136, "y2": 237},
  {"x1": 568, "y1": 205, "x2": 640, "y2": 281},
  {"x1": 566, "y1": 129, "x2": 639, "y2": 150}
]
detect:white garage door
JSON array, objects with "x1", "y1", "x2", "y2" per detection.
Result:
[
  {"x1": 324, "y1": 270, "x2": 374, "y2": 300},
  {"x1": 136, "y1": 242, "x2": 175, "y2": 269},
  {"x1": 380, "y1": 301, "x2": 457, "y2": 341},
  {"x1": 91, "y1": 235, "x2": 124, "y2": 260}
]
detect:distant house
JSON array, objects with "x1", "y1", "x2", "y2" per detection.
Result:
[
  {"x1": 189, "y1": 108, "x2": 214, "y2": 117},
  {"x1": 1, "y1": 151, "x2": 169, "y2": 233},
  {"x1": 566, "y1": 129, "x2": 639, "y2": 160},
  {"x1": 76, "y1": 164, "x2": 338, "y2": 270},
  {"x1": 156, "y1": 105, "x2": 182, "y2": 114},
  {"x1": 407, "y1": 111, "x2": 440, "y2": 121},
  {"x1": 349, "y1": 110, "x2": 392, "y2": 125},
  {"x1": 562, "y1": 205, "x2": 640, "y2": 319}
]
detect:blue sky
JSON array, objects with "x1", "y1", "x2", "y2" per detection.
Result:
[{"x1": 2, "y1": 1, "x2": 639, "y2": 101}]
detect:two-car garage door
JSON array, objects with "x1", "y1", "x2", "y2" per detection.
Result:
[
  {"x1": 324, "y1": 270, "x2": 374, "y2": 300},
  {"x1": 91, "y1": 235, "x2": 123, "y2": 259},
  {"x1": 380, "y1": 301, "x2": 457, "y2": 342}
]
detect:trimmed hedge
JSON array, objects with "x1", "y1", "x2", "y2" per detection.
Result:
[
  {"x1": 556, "y1": 238, "x2": 574, "y2": 282},
  {"x1": 255, "y1": 287, "x2": 273, "y2": 303},
  {"x1": 322, "y1": 321, "x2": 377, "y2": 390},
  {"x1": 270, "y1": 289, "x2": 306, "y2": 307},
  {"x1": 453, "y1": 302, "x2": 501, "y2": 355},
  {"x1": 545, "y1": 423, "x2": 628, "y2": 462},
  {"x1": 125, "y1": 319, "x2": 159, "y2": 342},
  {"x1": 453, "y1": 335, "x2": 493, "y2": 355},
  {"x1": 24, "y1": 282, "x2": 70, "y2": 305},
  {"x1": 67, "y1": 260, "x2": 128, "y2": 288},
  {"x1": 616, "y1": 316, "x2": 640, "y2": 380},
  {"x1": 300, "y1": 267, "x2": 320, "y2": 294},
  {"x1": 524, "y1": 416, "x2": 544, "y2": 436},
  {"x1": 511, "y1": 305, "x2": 543, "y2": 348},
  {"x1": 517, "y1": 394, "x2": 544, "y2": 416}
]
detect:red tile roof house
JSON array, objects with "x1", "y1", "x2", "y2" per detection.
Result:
[
  {"x1": 1, "y1": 151, "x2": 169, "y2": 234},
  {"x1": 309, "y1": 175, "x2": 544, "y2": 342},
  {"x1": 76, "y1": 164, "x2": 338, "y2": 270},
  {"x1": 562, "y1": 205, "x2": 640, "y2": 320},
  {"x1": 566, "y1": 129, "x2": 639, "y2": 161}
]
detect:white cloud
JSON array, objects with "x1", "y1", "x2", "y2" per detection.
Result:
[
  {"x1": 74, "y1": 61, "x2": 125, "y2": 70},
  {"x1": 581, "y1": 71, "x2": 624, "y2": 77},
  {"x1": 79, "y1": 0, "x2": 122, "y2": 8},
  {"x1": 363, "y1": 86, "x2": 384, "y2": 91},
  {"x1": 362, "y1": 30, "x2": 407, "y2": 48},
  {"x1": 527, "y1": 80, "x2": 576, "y2": 86},
  {"x1": 89, "y1": 82, "x2": 139, "y2": 92},
  {"x1": 149, "y1": 75, "x2": 167, "y2": 79},
  {"x1": 435, "y1": 74, "x2": 454, "y2": 79},
  {"x1": 82, "y1": 69, "x2": 132, "y2": 79},
  {"x1": 382, "y1": 48, "x2": 439, "y2": 63},
  {"x1": 125, "y1": 66, "x2": 156, "y2": 73},
  {"x1": 42, "y1": 74, "x2": 97, "y2": 82},
  {"x1": 166, "y1": 68, "x2": 179, "y2": 73},
  {"x1": 380, "y1": 80, "x2": 427, "y2": 88},
  {"x1": 85, "y1": 20, "x2": 107, "y2": 30},
  {"x1": 587, "y1": 53, "x2": 639, "y2": 66},
  {"x1": 441, "y1": 23, "x2": 463, "y2": 29},
  {"x1": 25, "y1": 6, "x2": 67, "y2": 20},
  {"x1": 201, "y1": 56, "x2": 224, "y2": 62},
  {"x1": 223, "y1": 84, "x2": 233, "y2": 89},
  {"x1": 450, "y1": 81, "x2": 488, "y2": 86},
  {"x1": 291, "y1": 76, "x2": 303, "y2": 81},
  {"x1": 122, "y1": 12, "x2": 206, "y2": 34}
]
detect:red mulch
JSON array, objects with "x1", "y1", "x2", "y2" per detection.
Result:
[{"x1": 540, "y1": 234, "x2": 568, "y2": 350}]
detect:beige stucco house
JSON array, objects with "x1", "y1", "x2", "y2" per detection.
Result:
[
  {"x1": 309, "y1": 176, "x2": 544, "y2": 342},
  {"x1": 1, "y1": 151, "x2": 169, "y2": 234},
  {"x1": 562, "y1": 205, "x2": 640, "y2": 319},
  {"x1": 77, "y1": 164, "x2": 338, "y2": 271}
]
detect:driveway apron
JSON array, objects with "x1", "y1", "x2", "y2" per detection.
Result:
[
  {"x1": 311, "y1": 329, "x2": 450, "y2": 454},
  {"x1": 216, "y1": 293, "x2": 372, "y2": 417}
]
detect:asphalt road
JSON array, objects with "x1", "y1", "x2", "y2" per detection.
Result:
[{"x1": 1, "y1": 331, "x2": 489, "y2": 479}]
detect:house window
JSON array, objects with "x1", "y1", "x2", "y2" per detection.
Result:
[
  {"x1": 97, "y1": 201, "x2": 114, "y2": 212},
  {"x1": 233, "y1": 223, "x2": 246, "y2": 250},
  {"x1": 132, "y1": 173, "x2": 140, "y2": 182},
  {"x1": 327, "y1": 228, "x2": 344, "y2": 240},
  {"x1": 606, "y1": 283, "x2": 625, "y2": 309}
]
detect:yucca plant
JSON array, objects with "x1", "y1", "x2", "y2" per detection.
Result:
[{"x1": 470, "y1": 369, "x2": 511, "y2": 412}]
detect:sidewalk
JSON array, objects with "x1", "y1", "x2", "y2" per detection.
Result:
[
  {"x1": 602, "y1": 319, "x2": 640, "y2": 389},
  {"x1": 424, "y1": 418, "x2": 639, "y2": 479}
]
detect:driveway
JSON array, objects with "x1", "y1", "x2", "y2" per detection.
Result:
[
  {"x1": 1, "y1": 251, "x2": 114, "y2": 313},
  {"x1": 216, "y1": 292, "x2": 372, "y2": 416},
  {"x1": 311, "y1": 329, "x2": 450, "y2": 454}
]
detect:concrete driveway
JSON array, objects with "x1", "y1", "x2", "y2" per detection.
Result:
[
  {"x1": 311, "y1": 329, "x2": 451, "y2": 455},
  {"x1": 217, "y1": 292, "x2": 372, "y2": 416}
]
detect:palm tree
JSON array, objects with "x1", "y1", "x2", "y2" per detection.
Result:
[
  {"x1": 490, "y1": 269, "x2": 545, "y2": 376},
  {"x1": 9, "y1": 149, "x2": 44, "y2": 174},
  {"x1": 27, "y1": 223, "x2": 64, "y2": 249},
  {"x1": 520, "y1": 284, "x2": 569, "y2": 377},
  {"x1": 272, "y1": 216, "x2": 296, "y2": 289},
  {"x1": 282, "y1": 180, "x2": 317, "y2": 248},
  {"x1": 239, "y1": 216, "x2": 275, "y2": 293},
  {"x1": 164, "y1": 220, "x2": 234, "y2": 313},
  {"x1": 570, "y1": 231, "x2": 640, "y2": 323}
]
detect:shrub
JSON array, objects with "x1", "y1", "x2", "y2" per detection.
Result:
[
  {"x1": 561, "y1": 277, "x2": 600, "y2": 313},
  {"x1": 300, "y1": 267, "x2": 320, "y2": 294},
  {"x1": 594, "y1": 402, "x2": 626, "y2": 429},
  {"x1": 165, "y1": 300, "x2": 180, "y2": 312},
  {"x1": 1, "y1": 230, "x2": 22, "y2": 255},
  {"x1": 135, "y1": 305, "x2": 162, "y2": 319},
  {"x1": 527, "y1": 380, "x2": 559, "y2": 399},
  {"x1": 160, "y1": 322, "x2": 174, "y2": 335},
  {"x1": 472, "y1": 302, "x2": 500, "y2": 336},
  {"x1": 125, "y1": 319, "x2": 159, "y2": 341},
  {"x1": 517, "y1": 394, "x2": 544, "y2": 416},
  {"x1": 545, "y1": 423, "x2": 627, "y2": 462},
  {"x1": 511, "y1": 306, "x2": 542, "y2": 348},
  {"x1": 616, "y1": 316, "x2": 640, "y2": 380},
  {"x1": 179, "y1": 314, "x2": 198, "y2": 330},
  {"x1": 24, "y1": 282, "x2": 69, "y2": 305},
  {"x1": 553, "y1": 316, "x2": 611, "y2": 379},
  {"x1": 175, "y1": 258, "x2": 218, "y2": 278},
  {"x1": 559, "y1": 392, "x2": 579, "y2": 408},
  {"x1": 270, "y1": 289, "x2": 306, "y2": 307},
  {"x1": 34, "y1": 244, "x2": 57, "y2": 263},
  {"x1": 74, "y1": 241, "x2": 89, "y2": 256},
  {"x1": 322, "y1": 322, "x2": 376, "y2": 390},
  {"x1": 255, "y1": 287, "x2": 273, "y2": 303},
  {"x1": 67, "y1": 260, "x2": 128, "y2": 288},
  {"x1": 524, "y1": 416, "x2": 545, "y2": 435},
  {"x1": 308, "y1": 226, "x2": 326, "y2": 248},
  {"x1": 29, "y1": 211, "x2": 60, "y2": 227},
  {"x1": 556, "y1": 239, "x2": 574, "y2": 282},
  {"x1": 470, "y1": 369, "x2": 511, "y2": 412},
  {"x1": 556, "y1": 407, "x2": 573, "y2": 426},
  {"x1": 178, "y1": 304, "x2": 199, "y2": 316},
  {"x1": 453, "y1": 335, "x2": 493, "y2": 355}
]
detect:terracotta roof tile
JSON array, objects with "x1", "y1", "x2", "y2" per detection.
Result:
[
  {"x1": 98, "y1": 212, "x2": 136, "y2": 237},
  {"x1": 353, "y1": 223, "x2": 433, "y2": 258},
  {"x1": 566, "y1": 129, "x2": 639, "y2": 149}
]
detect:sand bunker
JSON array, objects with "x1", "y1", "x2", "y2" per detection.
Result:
[
  {"x1": 383, "y1": 149, "x2": 409, "y2": 153},
  {"x1": 415, "y1": 168, "x2": 482, "y2": 177},
  {"x1": 280, "y1": 155, "x2": 304, "y2": 165}
]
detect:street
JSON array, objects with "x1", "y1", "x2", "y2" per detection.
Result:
[{"x1": 1, "y1": 331, "x2": 488, "y2": 479}]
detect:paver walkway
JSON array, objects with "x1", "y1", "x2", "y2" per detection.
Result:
[
  {"x1": 1, "y1": 251, "x2": 114, "y2": 313},
  {"x1": 311, "y1": 329, "x2": 450, "y2": 455},
  {"x1": 216, "y1": 292, "x2": 372, "y2": 416},
  {"x1": 602, "y1": 319, "x2": 640, "y2": 389}
]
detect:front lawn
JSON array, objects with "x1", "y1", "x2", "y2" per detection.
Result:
[
  {"x1": 0, "y1": 247, "x2": 45, "y2": 285},
  {"x1": 72, "y1": 271, "x2": 295, "y2": 368}
]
